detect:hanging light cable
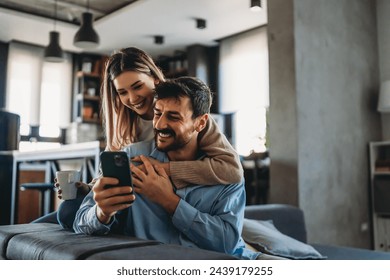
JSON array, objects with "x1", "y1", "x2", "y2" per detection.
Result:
[
  {"x1": 44, "y1": 0, "x2": 64, "y2": 62},
  {"x1": 73, "y1": 0, "x2": 100, "y2": 49}
]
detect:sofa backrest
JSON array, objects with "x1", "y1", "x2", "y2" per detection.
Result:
[{"x1": 244, "y1": 204, "x2": 307, "y2": 243}]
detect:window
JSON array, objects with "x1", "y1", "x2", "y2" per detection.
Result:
[
  {"x1": 6, "y1": 42, "x2": 73, "y2": 150},
  {"x1": 218, "y1": 26, "x2": 269, "y2": 156}
]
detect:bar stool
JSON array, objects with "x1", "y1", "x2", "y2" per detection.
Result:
[{"x1": 20, "y1": 182, "x2": 55, "y2": 217}]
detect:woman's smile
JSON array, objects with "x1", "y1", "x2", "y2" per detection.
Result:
[{"x1": 131, "y1": 98, "x2": 146, "y2": 110}]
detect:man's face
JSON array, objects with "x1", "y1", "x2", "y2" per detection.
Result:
[{"x1": 153, "y1": 96, "x2": 199, "y2": 152}]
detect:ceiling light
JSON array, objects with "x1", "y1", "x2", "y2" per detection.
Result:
[
  {"x1": 196, "y1": 18, "x2": 206, "y2": 29},
  {"x1": 154, "y1": 35, "x2": 164, "y2": 45},
  {"x1": 250, "y1": 0, "x2": 262, "y2": 12},
  {"x1": 44, "y1": 31, "x2": 64, "y2": 62},
  {"x1": 73, "y1": 0, "x2": 100, "y2": 49},
  {"x1": 44, "y1": 0, "x2": 64, "y2": 62}
]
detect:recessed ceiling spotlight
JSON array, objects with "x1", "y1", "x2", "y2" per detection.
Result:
[
  {"x1": 250, "y1": 0, "x2": 262, "y2": 12},
  {"x1": 154, "y1": 35, "x2": 164, "y2": 45},
  {"x1": 196, "y1": 18, "x2": 206, "y2": 29}
]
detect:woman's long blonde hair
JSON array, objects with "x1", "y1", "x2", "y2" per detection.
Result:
[{"x1": 101, "y1": 47, "x2": 165, "y2": 151}]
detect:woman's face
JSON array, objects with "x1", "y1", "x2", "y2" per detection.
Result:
[{"x1": 113, "y1": 71, "x2": 157, "y2": 120}]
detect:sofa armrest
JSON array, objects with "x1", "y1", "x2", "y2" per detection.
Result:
[{"x1": 244, "y1": 204, "x2": 307, "y2": 243}]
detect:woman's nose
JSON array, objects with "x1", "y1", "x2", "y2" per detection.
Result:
[{"x1": 127, "y1": 91, "x2": 139, "y2": 104}]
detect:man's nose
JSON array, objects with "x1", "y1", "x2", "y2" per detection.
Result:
[{"x1": 155, "y1": 115, "x2": 167, "y2": 130}]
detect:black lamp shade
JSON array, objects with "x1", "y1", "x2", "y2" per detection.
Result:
[
  {"x1": 44, "y1": 31, "x2": 64, "y2": 63},
  {"x1": 73, "y1": 12, "x2": 100, "y2": 49}
]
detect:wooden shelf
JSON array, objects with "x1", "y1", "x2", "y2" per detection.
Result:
[
  {"x1": 76, "y1": 71, "x2": 101, "y2": 78},
  {"x1": 374, "y1": 171, "x2": 390, "y2": 175},
  {"x1": 369, "y1": 141, "x2": 390, "y2": 252},
  {"x1": 77, "y1": 94, "x2": 100, "y2": 101},
  {"x1": 73, "y1": 54, "x2": 106, "y2": 125},
  {"x1": 76, "y1": 116, "x2": 101, "y2": 124}
]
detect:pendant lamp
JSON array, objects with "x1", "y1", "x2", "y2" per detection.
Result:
[
  {"x1": 44, "y1": 0, "x2": 64, "y2": 62},
  {"x1": 73, "y1": 0, "x2": 100, "y2": 49}
]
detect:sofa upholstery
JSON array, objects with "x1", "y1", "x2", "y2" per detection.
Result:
[
  {"x1": 0, "y1": 223, "x2": 235, "y2": 260},
  {"x1": 244, "y1": 204, "x2": 390, "y2": 260},
  {"x1": 1, "y1": 204, "x2": 389, "y2": 260}
]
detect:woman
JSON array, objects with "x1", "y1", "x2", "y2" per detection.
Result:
[{"x1": 56, "y1": 47, "x2": 243, "y2": 228}]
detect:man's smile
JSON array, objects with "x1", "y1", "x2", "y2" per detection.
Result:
[{"x1": 155, "y1": 129, "x2": 175, "y2": 139}]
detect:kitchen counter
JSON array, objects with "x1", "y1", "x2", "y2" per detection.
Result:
[{"x1": 0, "y1": 141, "x2": 101, "y2": 225}]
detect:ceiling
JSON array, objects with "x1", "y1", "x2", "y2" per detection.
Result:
[
  {"x1": 0, "y1": 0, "x2": 267, "y2": 57},
  {"x1": 0, "y1": 0, "x2": 138, "y2": 24}
]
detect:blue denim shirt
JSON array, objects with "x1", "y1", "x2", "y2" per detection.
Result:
[{"x1": 73, "y1": 140, "x2": 259, "y2": 260}]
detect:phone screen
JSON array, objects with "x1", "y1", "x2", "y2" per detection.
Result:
[{"x1": 100, "y1": 151, "x2": 132, "y2": 188}]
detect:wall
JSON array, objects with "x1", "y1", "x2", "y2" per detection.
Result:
[
  {"x1": 268, "y1": 0, "x2": 381, "y2": 248},
  {"x1": 268, "y1": 0, "x2": 299, "y2": 206}
]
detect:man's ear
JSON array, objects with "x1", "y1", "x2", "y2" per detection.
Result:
[{"x1": 195, "y1": 114, "x2": 209, "y2": 132}]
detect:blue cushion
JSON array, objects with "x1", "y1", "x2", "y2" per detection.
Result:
[{"x1": 242, "y1": 218, "x2": 326, "y2": 260}]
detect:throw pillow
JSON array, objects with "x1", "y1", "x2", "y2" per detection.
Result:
[{"x1": 242, "y1": 218, "x2": 326, "y2": 259}]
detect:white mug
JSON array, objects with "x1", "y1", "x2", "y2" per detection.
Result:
[{"x1": 56, "y1": 170, "x2": 81, "y2": 200}]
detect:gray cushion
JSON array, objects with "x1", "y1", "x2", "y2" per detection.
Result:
[{"x1": 242, "y1": 218, "x2": 326, "y2": 260}]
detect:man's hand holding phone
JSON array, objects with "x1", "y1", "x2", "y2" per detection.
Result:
[
  {"x1": 92, "y1": 177, "x2": 135, "y2": 224},
  {"x1": 97, "y1": 151, "x2": 136, "y2": 224}
]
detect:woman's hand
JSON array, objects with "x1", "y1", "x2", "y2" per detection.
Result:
[
  {"x1": 131, "y1": 155, "x2": 171, "y2": 176},
  {"x1": 131, "y1": 155, "x2": 179, "y2": 215}
]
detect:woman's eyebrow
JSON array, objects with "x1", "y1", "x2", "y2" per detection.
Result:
[
  {"x1": 130, "y1": 80, "x2": 142, "y2": 87},
  {"x1": 116, "y1": 80, "x2": 141, "y2": 92}
]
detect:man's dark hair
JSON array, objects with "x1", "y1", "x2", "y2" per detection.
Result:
[{"x1": 154, "y1": 76, "x2": 212, "y2": 118}]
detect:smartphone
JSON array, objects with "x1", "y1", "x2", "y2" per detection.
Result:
[{"x1": 100, "y1": 151, "x2": 132, "y2": 189}]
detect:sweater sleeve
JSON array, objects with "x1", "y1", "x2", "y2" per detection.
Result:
[{"x1": 170, "y1": 116, "x2": 243, "y2": 189}]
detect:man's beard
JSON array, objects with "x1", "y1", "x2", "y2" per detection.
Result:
[{"x1": 154, "y1": 129, "x2": 188, "y2": 152}]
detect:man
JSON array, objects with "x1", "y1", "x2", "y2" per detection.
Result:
[{"x1": 73, "y1": 77, "x2": 259, "y2": 260}]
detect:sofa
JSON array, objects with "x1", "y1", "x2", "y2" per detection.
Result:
[
  {"x1": 244, "y1": 204, "x2": 390, "y2": 260},
  {"x1": 0, "y1": 204, "x2": 389, "y2": 260}
]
